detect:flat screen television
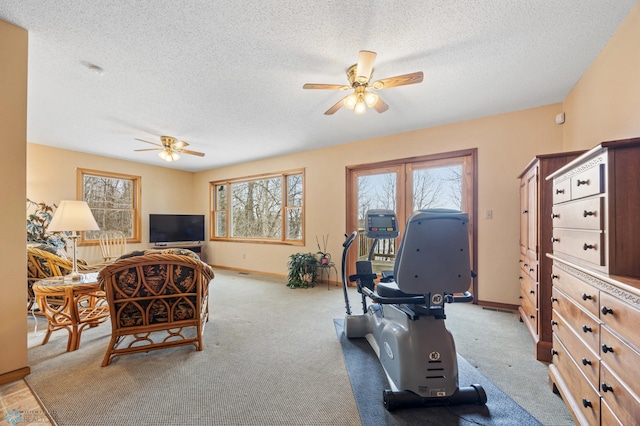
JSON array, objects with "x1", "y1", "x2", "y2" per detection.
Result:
[{"x1": 149, "y1": 214, "x2": 205, "y2": 244}]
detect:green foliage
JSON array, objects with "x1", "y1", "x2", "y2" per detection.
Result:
[
  {"x1": 287, "y1": 252, "x2": 319, "y2": 288},
  {"x1": 26, "y1": 199, "x2": 66, "y2": 250}
]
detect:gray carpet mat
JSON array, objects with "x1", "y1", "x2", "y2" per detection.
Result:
[{"x1": 334, "y1": 319, "x2": 542, "y2": 425}]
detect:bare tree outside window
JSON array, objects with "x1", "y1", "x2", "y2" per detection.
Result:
[
  {"x1": 211, "y1": 170, "x2": 304, "y2": 243},
  {"x1": 412, "y1": 166, "x2": 462, "y2": 211},
  {"x1": 78, "y1": 169, "x2": 141, "y2": 243}
]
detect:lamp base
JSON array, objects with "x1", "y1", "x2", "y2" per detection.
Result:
[{"x1": 64, "y1": 271, "x2": 82, "y2": 282}]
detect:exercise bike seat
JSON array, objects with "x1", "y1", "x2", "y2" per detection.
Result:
[
  {"x1": 393, "y1": 209, "x2": 471, "y2": 295},
  {"x1": 376, "y1": 281, "x2": 423, "y2": 299}
]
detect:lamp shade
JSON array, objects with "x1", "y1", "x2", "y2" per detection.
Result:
[{"x1": 48, "y1": 200, "x2": 100, "y2": 232}]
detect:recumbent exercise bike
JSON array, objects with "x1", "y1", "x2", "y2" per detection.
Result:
[{"x1": 341, "y1": 208, "x2": 487, "y2": 411}]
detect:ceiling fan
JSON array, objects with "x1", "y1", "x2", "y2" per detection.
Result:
[
  {"x1": 134, "y1": 136, "x2": 205, "y2": 162},
  {"x1": 303, "y1": 50, "x2": 424, "y2": 115}
]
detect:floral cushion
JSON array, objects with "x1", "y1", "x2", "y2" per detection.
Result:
[{"x1": 110, "y1": 256, "x2": 200, "y2": 328}]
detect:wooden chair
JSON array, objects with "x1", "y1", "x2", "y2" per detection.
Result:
[
  {"x1": 27, "y1": 246, "x2": 109, "y2": 311},
  {"x1": 98, "y1": 249, "x2": 215, "y2": 366},
  {"x1": 99, "y1": 230, "x2": 127, "y2": 262}
]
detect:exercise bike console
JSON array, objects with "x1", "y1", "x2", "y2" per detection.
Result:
[{"x1": 341, "y1": 209, "x2": 487, "y2": 411}]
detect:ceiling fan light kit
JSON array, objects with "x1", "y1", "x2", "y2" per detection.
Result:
[
  {"x1": 303, "y1": 50, "x2": 423, "y2": 115},
  {"x1": 158, "y1": 149, "x2": 180, "y2": 162}
]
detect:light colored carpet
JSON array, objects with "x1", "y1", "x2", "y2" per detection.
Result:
[
  {"x1": 26, "y1": 270, "x2": 361, "y2": 426},
  {"x1": 26, "y1": 270, "x2": 571, "y2": 425}
]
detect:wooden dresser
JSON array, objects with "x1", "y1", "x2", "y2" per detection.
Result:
[
  {"x1": 546, "y1": 137, "x2": 640, "y2": 425},
  {"x1": 517, "y1": 152, "x2": 583, "y2": 362}
]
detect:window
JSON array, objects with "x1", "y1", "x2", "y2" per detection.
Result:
[
  {"x1": 77, "y1": 168, "x2": 141, "y2": 244},
  {"x1": 211, "y1": 169, "x2": 304, "y2": 244}
]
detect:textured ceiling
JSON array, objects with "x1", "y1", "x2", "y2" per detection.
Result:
[{"x1": 1, "y1": 1, "x2": 636, "y2": 172}]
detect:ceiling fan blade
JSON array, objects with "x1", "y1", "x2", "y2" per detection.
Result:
[
  {"x1": 176, "y1": 148, "x2": 205, "y2": 157},
  {"x1": 135, "y1": 138, "x2": 162, "y2": 147},
  {"x1": 372, "y1": 96, "x2": 389, "y2": 113},
  {"x1": 303, "y1": 83, "x2": 350, "y2": 90},
  {"x1": 134, "y1": 148, "x2": 161, "y2": 152},
  {"x1": 173, "y1": 140, "x2": 189, "y2": 148},
  {"x1": 356, "y1": 50, "x2": 377, "y2": 83},
  {"x1": 372, "y1": 71, "x2": 424, "y2": 89},
  {"x1": 324, "y1": 96, "x2": 348, "y2": 115}
]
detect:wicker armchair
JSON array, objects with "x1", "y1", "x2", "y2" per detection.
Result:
[
  {"x1": 98, "y1": 249, "x2": 214, "y2": 366},
  {"x1": 27, "y1": 246, "x2": 108, "y2": 311}
]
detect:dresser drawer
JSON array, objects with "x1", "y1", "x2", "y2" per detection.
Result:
[
  {"x1": 600, "y1": 292, "x2": 640, "y2": 352},
  {"x1": 601, "y1": 398, "x2": 623, "y2": 426},
  {"x1": 552, "y1": 197, "x2": 604, "y2": 230},
  {"x1": 553, "y1": 178, "x2": 572, "y2": 204},
  {"x1": 552, "y1": 228, "x2": 604, "y2": 266},
  {"x1": 552, "y1": 335, "x2": 601, "y2": 425},
  {"x1": 600, "y1": 363, "x2": 640, "y2": 426},
  {"x1": 553, "y1": 287, "x2": 601, "y2": 353},
  {"x1": 520, "y1": 273, "x2": 537, "y2": 308},
  {"x1": 552, "y1": 310, "x2": 599, "y2": 387},
  {"x1": 570, "y1": 162, "x2": 605, "y2": 200},
  {"x1": 600, "y1": 326, "x2": 640, "y2": 399},
  {"x1": 551, "y1": 264, "x2": 599, "y2": 317},
  {"x1": 520, "y1": 290, "x2": 537, "y2": 332}
]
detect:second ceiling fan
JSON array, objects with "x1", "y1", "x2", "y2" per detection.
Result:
[
  {"x1": 134, "y1": 136, "x2": 205, "y2": 162},
  {"x1": 303, "y1": 50, "x2": 423, "y2": 115}
]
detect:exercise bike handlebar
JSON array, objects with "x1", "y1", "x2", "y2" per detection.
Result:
[{"x1": 341, "y1": 232, "x2": 358, "y2": 315}]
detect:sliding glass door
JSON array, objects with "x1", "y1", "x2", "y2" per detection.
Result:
[{"x1": 346, "y1": 149, "x2": 477, "y2": 296}]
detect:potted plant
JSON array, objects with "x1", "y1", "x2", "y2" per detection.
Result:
[
  {"x1": 316, "y1": 234, "x2": 331, "y2": 265},
  {"x1": 287, "y1": 252, "x2": 319, "y2": 288},
  {"x1": 26, "y1": 198, "x2": 67, "y2": 251}
]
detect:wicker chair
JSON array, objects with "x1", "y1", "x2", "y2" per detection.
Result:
[
  {"x1": 98, "y1": 230, "x2": 127, "y2": 262},
  {"x1": 27, "y1": 246, "x2": 108, "y2": 311},
  {"x1": 98, "y1": 249, "x2": 214, "y2": 366}
]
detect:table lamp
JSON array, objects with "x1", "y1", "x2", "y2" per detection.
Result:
[{"x1": 47, "y1": 200, "x2": 100, "y2": 281}]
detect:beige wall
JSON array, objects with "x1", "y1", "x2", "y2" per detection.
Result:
[
  {"x1": 562, "y1": 2, "x2": 640, "y2": 149},
  {"x1": 0, "y1": 20, "x2": 28, "y2": 378},
  {"x1": 27, "y1": 144, "x2": 196, "y2": 263},
  {"x1": 195, "y1": 103, "x2": 564, "y2": 304}
]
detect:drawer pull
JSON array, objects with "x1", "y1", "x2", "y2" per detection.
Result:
[
  {"x1": 529, "y1": 314, "x2": 535, "y2": 319},
  {"x1": 518, "y1": 259, "x2": 523, "y2": 263},
  {"x1": 518, "y1": 296, "x2": 523, "y2": 299},
  {"x1": 576, "y1": 179, "x2": 590, "y2": 187},
  {"x1": 551, "y1": 349, "x2": 558, "y2": 357},
  {"x1": 601, "y1": 306, "x2": 614, "y2": 315},
  {"x1": 551, "y1": 213, "x2": 559, "y2": 219},
  {"x1": 602, "y1": 344, "x2": 614, "y2": 354},
  {"x1": 582, "y1": 325, "x2": 592, "y2": 333},
  {"x1": 522, "y1": 210, "x2": 528, "y2": 214},
  {"x1": 551, "y1": 237, "x2": 560, "y2": 243},
  {"x1": 550, "y1": 320, "x2": 558, "y2": 326},
  {"x1": 551, "y1": 297, "x2": 558, "y2": 303},
  {"x1": 583, "y1": 243, "x2": 595, "y2": 250},
  {"x1": 581, "y1": 293, "x2": 592, "y2": 301},
  {"x1": 523, "y1": 263, "x2": 528, "y2": 267},
  {"x1": 529, "y1": 289, "x2": 535, "y2": 294},
  {"x1": 581, "y1": 358, "x2": 592, "y2": 366},
  {"x1": 581, "y1": 398, "x2": 592, "y2": 408},
  {"x1": 555, "y1": 189, "x2": 564, "y2": 195},
  {"x1": 583, "y1": 210, "x2": 595, "y2": 217},
  {"x1": 551, "y1": 274, "x2": 559, "y2": 280},
  {"x1": 518, "y1": 276, "x2": 523, "y2": 280},
  {"x1": 601, "y1": 383, "x2": 613, "y2": 393}
]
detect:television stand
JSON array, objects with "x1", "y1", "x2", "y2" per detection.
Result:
[{"x1": 152, "y1": 242, "x2": 204, "y2": 260}]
